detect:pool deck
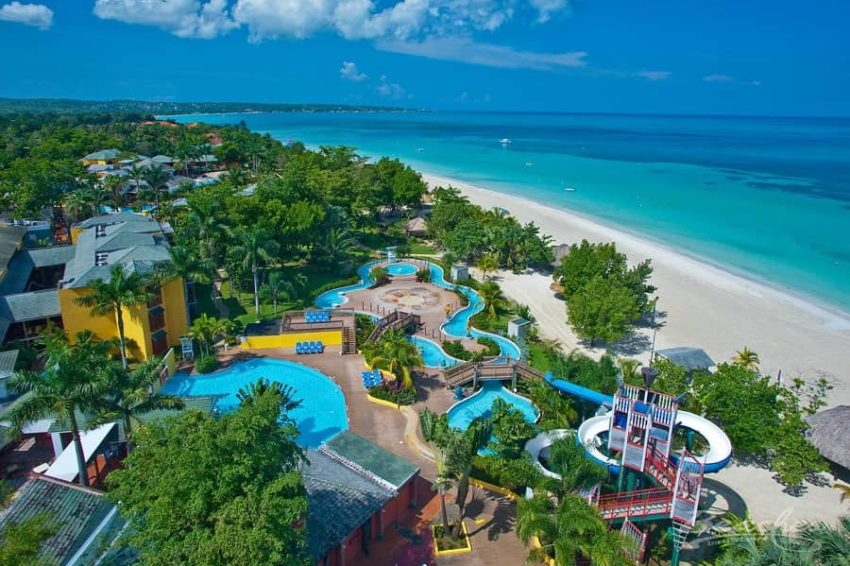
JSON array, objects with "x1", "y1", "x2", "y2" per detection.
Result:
[
  {"x1": 344, "y1": 275, "x2": 488, "y2": 354},
  {"x1": 223, "y1": 347, "x2": 529, "y2": 566}
]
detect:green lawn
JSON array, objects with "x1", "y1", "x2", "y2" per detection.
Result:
[{"x1": 408, "y1": 240, "x2": 438, "y2": 255}]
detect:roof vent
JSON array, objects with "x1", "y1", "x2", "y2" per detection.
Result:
[
  {"x1": 95, "y1": 224, "x2": 107, "y2": 238},
  {"x1": 95, "y1": 252, "x2": 109, "y2": 266}
]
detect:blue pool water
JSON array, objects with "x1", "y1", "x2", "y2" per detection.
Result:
[
  {"x1": 447, "y1": 381, "x2": 538, "y2": 431},
  {"x1": 410, "y1": 335, "x2": 460, "y2": 368},
  {"x1": 315, "y1": 261, "x2": 377, "y2": 309},
  {"x1": 161, "y1": 358, "x2": 348, "y2": 448},
  {"x1": 386, "y1": 262, "x2": 418, "y2": 276}
]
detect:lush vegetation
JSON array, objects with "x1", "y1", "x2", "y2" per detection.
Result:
[
  {"x1": 428, "y1": 187, "x2": 554, "y2": 271},
  {"x1": 553, "y1": 240, "x2": 656, "y2": 345},
  {"x1": 361, "y1": 329, "x2": 423, "y2": 390},
  {"x1": 107, "y1": 387, "x2": 309, "y2": 565},
  {"x1": 0, "y1": 513, "x2": 56, "y2": 566}
]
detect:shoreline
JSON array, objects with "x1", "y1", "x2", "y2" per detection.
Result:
[{"x1": 419, "y1": 171, "x2": 850, "y2": 408}]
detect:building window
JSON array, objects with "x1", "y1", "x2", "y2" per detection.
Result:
[
  {"x1": 152, "y1": 330, "x2": 169, "y2": 356},
  {"x1": 148, "y1": 307, "x2": 166, "y2": 332},
  {"x1": 148, "y1": 286, "x2": 163, "y2": 308}
]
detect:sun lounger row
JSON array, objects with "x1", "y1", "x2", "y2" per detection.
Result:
[
  {"x1": 305, "y1": 311, "x2": 331, "y2": 323},
  {"x1": 361, "y1": 369, "x2": 382, "y2": 389},
  {"x1": 296, "y1": 341, "x2": 324, "y2": 354}
]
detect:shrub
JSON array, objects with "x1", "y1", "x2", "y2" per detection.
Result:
[
  {"x1": 476, "y1": 337, "x2": 500, "y2": 357},
  {"x1": 416, "y1": 267, "x2": 432, "y2": 283},
  {"x1": 194, "y1": 354, "x2": 218, "y2": 374},
  {"x1": 442, "y1": 340, "x2": 472, "y2": 361},
  {"x1": 370, "y1": 266, "x2": 389, "y2": 287},
  {"x1": 367, "y1": 385, "x2": 415, "y2": 405},
  {"x1": 472, "y1": 454, "x2": 541, "y2": 492},
  {"x1": 355, "y1": 314, "x2": 376, "y2": 347}
]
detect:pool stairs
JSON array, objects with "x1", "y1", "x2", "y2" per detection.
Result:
[{"x1": 367, "y1": 310, "x2": 422, "y2": 343}]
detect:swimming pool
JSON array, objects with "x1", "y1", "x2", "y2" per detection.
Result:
[
  {"x1": 386, "y1": 262, "x2": 418, "y2": 276},
  {"x1": 314, "y1": 261, "x2": 377, "y2": 309},
  {"x1": 447, "y1": 380, "x2": 539, "y2": 431},
  {"x1": 161, "y1": 358, "x2": 348, "y2": 448},
  {"x1": 410, "y1": 335, "x2": 461, "y2": 368}
]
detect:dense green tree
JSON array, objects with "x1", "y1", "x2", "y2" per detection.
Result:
[
  {"x1": 236, "y1": 378, "x2": 302, "y2": 416},
  {"x1": 362, "y1": 330, "x2": 423, "y2": 390},
  {"x1": 0, "y1": 514, "x2": 57, "y2": 566},
  {"x1": 232, "y1": 226, "x2": 280, "y2": 316},
  {"x1": 107, "y1": 389, "x2": 310, "y2": 566},
  {"x1": 567, "y1": 276, "x2": 642, "y2": 346},
  {"x1": 488, "y1": 398, "x2": 535, "y2": 458}
]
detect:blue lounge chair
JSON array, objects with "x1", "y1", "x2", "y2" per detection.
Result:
[
  {"x1": 295, "y1": 342, "x2": 303, "y2": 355},
  {"x1": 316, "y1": 341, "x2": 324, "y2": 353}
]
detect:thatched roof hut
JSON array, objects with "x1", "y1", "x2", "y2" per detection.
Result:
[
  {"x1": 552, "y1": 243, "x2": 571, "y2": 267},
  {"x1": 404, "y1": 216, "x2": 428, "y2": 237},
  {"x1": 806, "y1": 405, "x2": 850, "y2": 470}
]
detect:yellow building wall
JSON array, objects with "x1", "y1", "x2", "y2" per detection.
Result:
[
  {"x1": 58, "y1": 287, "x2": 151, "y2": 361},
  {"x1": 241, "y1": 329, "x2": 343, "y2": 350},
  {"x1": 162, "y1": 278, "x2": 188, "y2": 347}
]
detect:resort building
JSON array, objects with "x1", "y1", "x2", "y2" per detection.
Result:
[
  {"x1": 0, "y1": 475, "x2": 121, "y2": 565},
  {"x1": 59, "y1": 213, "x2": 189, "y2": 360},
  {"x1": 81, "y1": 148, "x2": 121, "y2": 167},
  {"x1": 306, "y1": 431, "x2": 420, "y2": 566}
]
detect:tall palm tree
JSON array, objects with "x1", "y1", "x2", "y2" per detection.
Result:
[
  {"x1": 478, "y1": 280, "x2": 506, "y2": 320},
  {"x1": 142, "y1": 164, "x2": 169, "y2": 209},
  {"x1": 420, "y1": 408, "x2": 455, "y2": 535},
  {"x1": 231, "y1": 226, "x2": 280, "y2": 317},
  {"x1": 75, "y1": 264, "x2": 152, "y2": 369},
  {"x1": 732, "y1": 346, "x2": 760, "y2": 371},
  {"x1": 183, "y1": 201, "x2": 232, "y2": 263},
  {"x1": 90, "y1": 358, "x2": 184, "y2": 450},
  {"x1": 7, "y1": 331, "x2": 113, "y2": 486},
  {"x1": 798, "y1": 517, "x2": 850, "y2": 565},
  {"x1": 540, "y1": 436, "x2": 606, "y2": 497},
  {"x1": 316, "y1": 227, "x2": 354, "y2": 270},
  {"x1": 226, "y1": 167, "x2": 247, "y2": 187},
  {"x1": 259, "y1": 271, "x2": 290, "y2": 315},
  {"x1": 363, "y1": 330, "x2": 423, "y2": 390}
]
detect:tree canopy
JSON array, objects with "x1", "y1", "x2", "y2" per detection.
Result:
[{"x1": 107, "y1": 389, "x2": 310, "y2": 566}]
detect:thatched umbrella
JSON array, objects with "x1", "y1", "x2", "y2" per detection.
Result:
[{"x1": 806, "y1": 405, "x2": 850, "y2": 470}]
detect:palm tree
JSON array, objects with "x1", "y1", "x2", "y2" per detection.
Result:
[
  {"x1": 90, "y1": 358, "x2": 184, "y2": 450},
  {"x1": 231, "y1": 226, "x2": 280, "y2": 317},
  {"x1": 447, "y1": 419, "x2": 491, "y2": 538},
  {"x1": 75, "y1": 264, "x2": 152, "y2": 369},
  {"x1": 420, "y1": 408, "x2": 455, "y2": 535},
  {"x1": 183, "y1": 201, "x2": 232, "y2": 263},
  {"x1": 259, "y1": 271, "x2": 292, "y2": 315},
  {"x1": 7, "y1": 332, "x2": 112, "y2": 486},
  {"x1": 225, "y1": 167, "x2": 246, "y2": 187},
  {"x1": 236, "y1": 378, "x2": 302, "y2": 415},
  {"x1": 517, "y1": 493, "x2": 632, "y2": 566},
  {"x1": 142, "y1": 164, "x2": 169, "y2": 209},
  {"x1": 188, "y1": 314, "x2": 230, "y2": 357},
  {"x1": 476, "y1": 253, "x2": 499, "y2": 280},
  {"x1": 478, "y1": 280, "x2": 506, "y2": 319},
  {"x1": 153, "y1": 244, "x2": 215, "y2": 323},
  {"x1": 316, "y1": 227, "x2": 354, "y2": 270},
  {"x1": 127, "y1": 162, "x2": 145, "y2": 198},
  {"x1": 616, "y1": 357, "x2": 641, "y2": 386},
  {"x1": 363, "y1": 330, "x2": 423, "y2": 390},
  {"x1": 798, "y1": 517, "x2": 850, "y2": 565},
  {"x1": 732, "y1": 346, "x2": 760, "y2": 371}
]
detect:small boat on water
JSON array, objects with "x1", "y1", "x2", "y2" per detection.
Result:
[
  {"x1": 564, "y1": 187, "x2": 576, "y2": 192},
  {"x1": 524, "y1": 162, "x2": 533, "y2": 167},
  {"x1": 416, "y1": 147, "x2": 425, "y2": 152},
  {"x1": 500, "y1": 138, "x2": 512, "y2": 145}
]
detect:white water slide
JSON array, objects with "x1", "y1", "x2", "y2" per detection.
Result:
[{"x1": 577, "y1": 411, "x2": 733, "y2": 473}]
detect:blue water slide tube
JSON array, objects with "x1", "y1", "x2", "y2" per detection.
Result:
[{"x1": 544, "y1": 371, "x2": 614, "y2": 407}]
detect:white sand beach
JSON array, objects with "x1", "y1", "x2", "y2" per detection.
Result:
[{"x1": 422, "y1": 171, "x2": 850, "y2": 527}]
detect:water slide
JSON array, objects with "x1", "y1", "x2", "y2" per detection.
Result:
[{"x1": 545, "y1": 372, "x2": 733, "y2": 474}]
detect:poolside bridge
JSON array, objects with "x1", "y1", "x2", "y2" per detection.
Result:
[
  {"x1": 367, "y1": 310, "x2": 422, "y2": 343},
  {"x1": 444, "y1": 359, "x2": 545, "y2": 390}
]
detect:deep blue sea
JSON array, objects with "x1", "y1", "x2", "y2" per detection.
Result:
[{"x1": 171, "y1": 111, "x2": 850, "y2": 311}]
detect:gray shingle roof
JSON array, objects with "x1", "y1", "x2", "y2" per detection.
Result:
[
  {"x1": 656, "y1": 347, "x2": 715, "y2": 372},
  {"x1": 82, "y1": 149, "x2": 120, "y2": 161},
  {"x1": 0, "y1": 290, "x2": 60, "y2": 322},
  {"x1": 806, "y1": 405, "x2": 850, "y2": 469},
  {"x1": 323, "y1": 431, "x2": 419, "y2": 489},
  {"x1": 0, "y1": 349, "x2": 18, "y2": 379},
  {"x1": 304, "y1": 449, "x2": 395, "y2": 559},
  {"x1": 0, "y1": 248, "x2": 34, "y2": 295},
  {"x1": 0, "y1": 475, "x2": 117, "y2": 566},
  {"x1": 0, "y1": 225, "x2": 25, "y2": 273},
  {"x1": 27, "y1": 246, "x2": 75, "y2": 268},
  {"x1": 61, "y1": 214, "x2": 170, "y2": 289}
]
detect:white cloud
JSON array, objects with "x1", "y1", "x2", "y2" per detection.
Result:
[
  {"x1": 340, "y1": 61, "x2": 367, "y2": 82},
  {"x1": 377, "y1": 75, "x2": 408, "y2": 99},
  {"x1": 636, "y1": 70, "x2": 671, "y2": 81},
  {"x1": 703, "y1": 73, "x2": 735, "y2": 83},
  {"x1": 528, "y1": 0, "x2": 568, "y2": 23},
  {"x1": 93, "y1": 0, "x2": 238, "y2": 39},
  {"x1": 377, "y1": 36, "x2": 587, "y2": 71},
  {"x1": 0, "y1": 2, "x2": 53, "y2": 29}
]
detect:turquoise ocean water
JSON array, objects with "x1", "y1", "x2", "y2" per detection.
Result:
[{"x1": 172, "y1": 112, "x2": 850, "y2": 312}]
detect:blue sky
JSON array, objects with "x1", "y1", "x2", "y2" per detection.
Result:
[{"x1": 1, "y1": 0, "x2": 848, "y2": 116}]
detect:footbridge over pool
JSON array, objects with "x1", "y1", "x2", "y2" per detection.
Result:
[{"x1": 444, "y1": 359, "x2": 545, "y2": 389}]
